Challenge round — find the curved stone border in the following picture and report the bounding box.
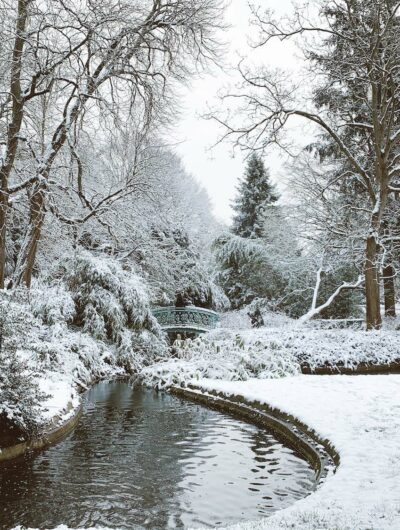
[301,361,400,375]
[171,386,339,485]
[0,401,82,462]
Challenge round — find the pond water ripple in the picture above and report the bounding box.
[0,382,315,529]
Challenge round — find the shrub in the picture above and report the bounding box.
[57,251,161,343]
[0,297,48,435]
[30,282,76,326]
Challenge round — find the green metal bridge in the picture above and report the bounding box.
[152,307,220,335]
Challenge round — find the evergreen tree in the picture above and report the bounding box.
[213,233,285,310]
[232,154,278,238]
[214,155,281,312]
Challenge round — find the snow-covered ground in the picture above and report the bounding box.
[188,374,400,530]
[39,374,80,424]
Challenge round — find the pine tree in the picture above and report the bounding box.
[214,155,280,311]
[232,154,278,239]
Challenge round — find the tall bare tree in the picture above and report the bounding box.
[0,0,224,288]
[214,0,400,329]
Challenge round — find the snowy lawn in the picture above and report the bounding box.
[188,374,400,530]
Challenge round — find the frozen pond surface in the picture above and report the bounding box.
[0,382,315,529]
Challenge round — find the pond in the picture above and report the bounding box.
[0,382,316,529]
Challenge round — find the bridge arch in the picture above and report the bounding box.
[152,306,220,336]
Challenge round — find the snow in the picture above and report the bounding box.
[0,272,167,434]
[188,375,400,530]
[3,292,400,529]
[38,374,80,423]
[141,325,400,389]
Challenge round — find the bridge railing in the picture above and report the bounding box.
[152,306,220,334]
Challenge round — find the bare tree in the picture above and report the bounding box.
[0,0,225,287]
[213,0,400,329]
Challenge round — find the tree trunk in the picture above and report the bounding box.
[383,264,396,317]
[364,235,382,329]
[0,0,29,288]
[15,183,45,288]
[0,191,8,290]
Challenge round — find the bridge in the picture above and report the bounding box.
[152,307,220,336]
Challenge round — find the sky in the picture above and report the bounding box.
[171,0,300,225]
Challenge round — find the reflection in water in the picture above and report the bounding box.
[0,383,315,530]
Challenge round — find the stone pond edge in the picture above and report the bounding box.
[171,385,340,486]
[0,402,82,462]
[0,373,348,477]
[301,361,400,375]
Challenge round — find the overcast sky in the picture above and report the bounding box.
[171,0,300,225]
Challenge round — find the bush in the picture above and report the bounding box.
[141,330,300,389]
[0,297,48,435]
[0,350,48,435]
[30,282,76,326]
[56,251,161,343]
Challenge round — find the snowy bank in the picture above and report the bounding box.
[39,374,80,422]
[0,376,81,462]
[141,326,400,388]
[189,375,400,530]
[0,274,168,438]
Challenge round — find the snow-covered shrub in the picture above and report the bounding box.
[0,349,48,435]
[116,329,168,373]
[141,324,400,389]
[140,330,300,389]
[27,327,114,387]
[30,282,76,327]
[56,251,161,343]
[286,328,400,369]
[0,296,48,434]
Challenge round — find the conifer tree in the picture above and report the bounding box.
[214,155,280,310]
[232,154,278,238]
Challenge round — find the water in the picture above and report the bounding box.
[0,383,315,530]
